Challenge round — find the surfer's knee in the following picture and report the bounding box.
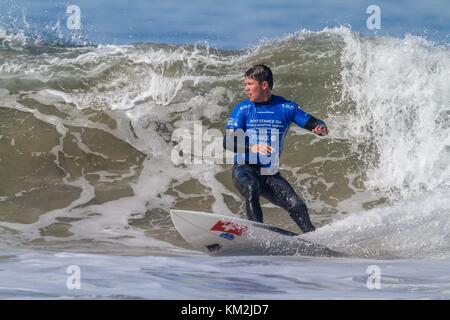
[232,167,260,198]
[233,175,261,201]
[243,181,261,199]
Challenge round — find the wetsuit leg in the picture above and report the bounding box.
[232,164,263,222]
[261,172,316,233]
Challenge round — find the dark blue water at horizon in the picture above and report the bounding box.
[1,0,449,49]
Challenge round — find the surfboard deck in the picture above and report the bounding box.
[170,209,342,257]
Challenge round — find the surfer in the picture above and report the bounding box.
[223,64,328,233]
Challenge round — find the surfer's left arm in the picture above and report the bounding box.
[308,117,328,136]
[293,103,329,136]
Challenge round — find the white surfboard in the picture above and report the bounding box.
[170,209,342,257]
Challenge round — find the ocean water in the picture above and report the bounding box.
[0,0,449,299]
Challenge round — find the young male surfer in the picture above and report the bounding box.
[223,64,328,233]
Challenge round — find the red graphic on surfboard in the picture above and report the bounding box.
[210,220,248,236]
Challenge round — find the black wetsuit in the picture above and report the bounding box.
[224,95,325,233]
[231,163,315,233]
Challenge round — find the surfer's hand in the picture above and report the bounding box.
[312,125,328,136]
[250,143,273,155]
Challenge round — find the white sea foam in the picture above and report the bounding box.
[1,250,450,299]
[339,31,450,200]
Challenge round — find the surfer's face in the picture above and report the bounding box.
[244,77,269,102]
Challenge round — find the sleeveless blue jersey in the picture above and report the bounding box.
[225,95,324,167]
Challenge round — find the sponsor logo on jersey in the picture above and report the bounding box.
[281,103,294,109]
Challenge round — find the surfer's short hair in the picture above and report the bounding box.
[245,64,273,89]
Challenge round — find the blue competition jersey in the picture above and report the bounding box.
[226,95,323,167]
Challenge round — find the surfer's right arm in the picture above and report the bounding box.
[223,130,273,155]
[223,103,249,154]
[223,129,249,153]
